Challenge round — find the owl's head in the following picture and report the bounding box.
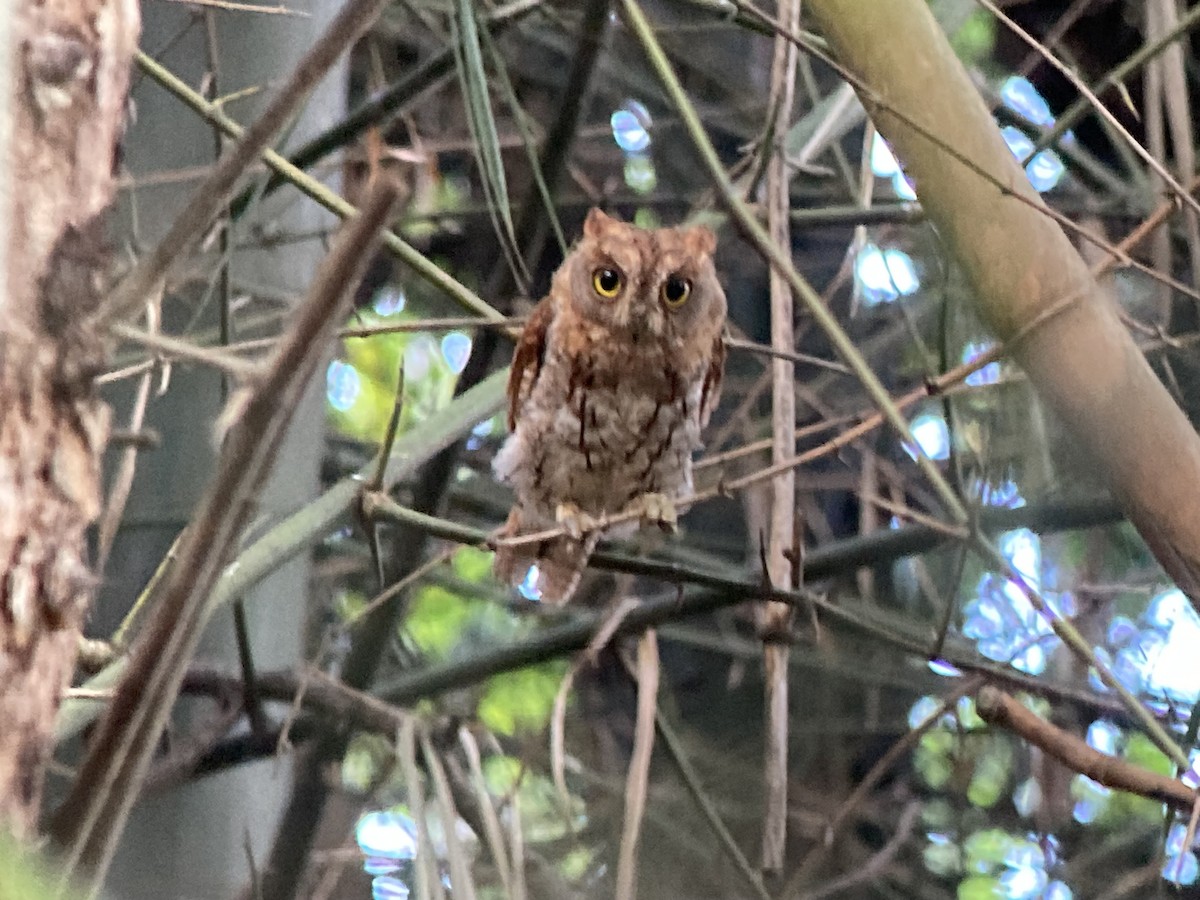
[558,208,726,342]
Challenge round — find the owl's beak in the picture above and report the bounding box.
[614,293,659,340]
[612,293,634,329]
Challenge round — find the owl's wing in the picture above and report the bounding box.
[507,296,555,431]
[699,330,726,427]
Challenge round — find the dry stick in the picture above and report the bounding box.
[458,727,513,896]
[110,321,259,379]
[724,336,850,374]
[50,181,402,894]
[421,733,480,900]
[1179,797,1200,886]
[98,0,385,325]
[399,719,442,900]
[549,595,640,811]
[96,368,153,571]
[976,686,1198,813]
[365,361,406,586]
[614,630,660,900]
[1151,0,1200,302]
[1135,9,1172,327]
[508,789,528,900]
[761,0,800,873]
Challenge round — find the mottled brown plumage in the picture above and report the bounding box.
[492,209,727,603]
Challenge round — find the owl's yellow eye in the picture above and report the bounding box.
[592,267,622,298]
[660,274,692,307]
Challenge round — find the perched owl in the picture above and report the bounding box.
[492,208,727,604]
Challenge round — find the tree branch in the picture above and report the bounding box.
[977,686,1199,813]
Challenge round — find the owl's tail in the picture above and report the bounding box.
[493,508,599,605]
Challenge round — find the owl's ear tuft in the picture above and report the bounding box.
[583,207,617,240]
[684,226,717,257]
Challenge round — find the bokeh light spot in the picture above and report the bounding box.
[611,100,651,153]
[1001,126,1064,192]
[518,565,542,601]
[905,412,950,461]
[1001,76,1055,127]
[326,359,361,412]
[441,332,472,374]
[372,287,407,317]
[624,154,657,193]
[855,244,920,305]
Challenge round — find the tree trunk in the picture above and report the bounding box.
[0,0,138,836]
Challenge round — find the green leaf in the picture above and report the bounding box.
[453,545,495,582]
[406,585,471,658]
[452,0,525,283]
[949,11,995,66]
[957,874,1002,900]
[963,828,1011,871]
[478,663,565,736]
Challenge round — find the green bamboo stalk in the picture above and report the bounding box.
[806,0,1195,767]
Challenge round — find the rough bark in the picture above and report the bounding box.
[806,0,1200,607]
[0,0,138,836]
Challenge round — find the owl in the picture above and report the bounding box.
[492,208,727,604]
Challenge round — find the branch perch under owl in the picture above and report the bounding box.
[492,208,727,604]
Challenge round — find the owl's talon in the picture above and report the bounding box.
[631,492,678,533]
[556,502,599,540]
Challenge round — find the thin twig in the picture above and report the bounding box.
[100,0,385,323]
[110,321,259,379]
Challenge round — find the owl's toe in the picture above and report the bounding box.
[633,492,678,533]
[555,502,599,540]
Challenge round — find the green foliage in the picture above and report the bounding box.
[965,738,1012,808]
[483,755,587,845]
[478,662,566,736]
[1107,733,1173,823]
[916,727,956,789]
[452,545,494,582]
[957,874,1003,900]
[0,834,76,900]
[328,314,463,443]
[407,585,475,658]
[915,697,1011,808]
[403,548,567,737]
[949,11,996,67]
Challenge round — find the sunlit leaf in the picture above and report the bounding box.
[453,546,494,583]
[478,664,565,736]
[957,874,1003,900]
[406,585,471,658]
